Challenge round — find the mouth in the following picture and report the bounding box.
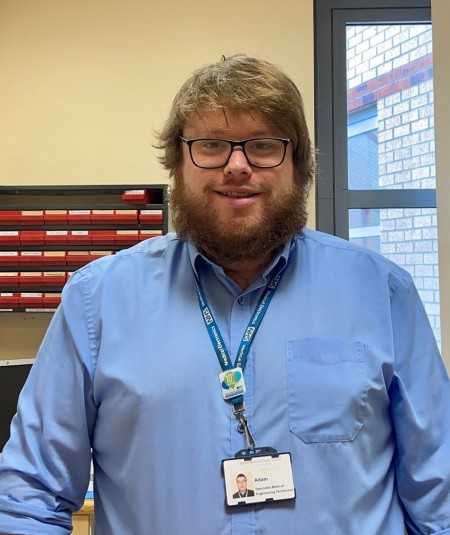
[218,191,258,198]
[213,189,262,210]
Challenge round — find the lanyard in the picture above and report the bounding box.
[194,239,296,408]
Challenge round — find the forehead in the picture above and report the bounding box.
[183,108,283,139]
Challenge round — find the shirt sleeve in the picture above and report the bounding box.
[389,271,450,535]
[0,270,97,535]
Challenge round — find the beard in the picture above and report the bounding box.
[171,174,309,266]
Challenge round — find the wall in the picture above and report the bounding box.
[432,0,450,369]
[0,0,314,187]
[0,0,314,358]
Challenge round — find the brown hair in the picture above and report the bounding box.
[156,54,315,191]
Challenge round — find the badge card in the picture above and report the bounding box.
[222,452,295,506]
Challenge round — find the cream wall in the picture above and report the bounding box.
[0,0,314,189]
[432,0,450,369]
[0,0,314,358]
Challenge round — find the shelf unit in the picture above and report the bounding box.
[0,185,168,312]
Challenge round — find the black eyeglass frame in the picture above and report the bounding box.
[180,136,291,169]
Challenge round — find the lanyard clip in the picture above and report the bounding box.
[232,402,256,450]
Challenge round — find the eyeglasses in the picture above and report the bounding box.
[180,137,291,169]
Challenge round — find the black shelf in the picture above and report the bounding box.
[0,308,57,313]
[0,287,64,293]
[0,225,163,232]
[0,184,166,205]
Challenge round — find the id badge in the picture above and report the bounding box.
[222,447,296,506]
[219,367,246,400]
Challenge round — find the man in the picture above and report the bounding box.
[233,474,255,499]
[0,54,449,534]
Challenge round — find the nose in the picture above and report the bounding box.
[223,147,252,177]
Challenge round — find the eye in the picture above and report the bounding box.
[248,139,278,151]
[254,142,272,150]
[197,140,228,151]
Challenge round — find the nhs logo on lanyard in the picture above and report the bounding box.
[203,307,213,325]
[243,326,256,342]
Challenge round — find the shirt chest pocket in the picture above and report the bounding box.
[286,338,369,443]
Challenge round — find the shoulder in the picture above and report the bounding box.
[298,228,407,272]
[298,228,388,260]
[63,232,187,293]
[296,228,413,294]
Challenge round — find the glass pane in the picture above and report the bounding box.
[349,208,441,347]
[347,24,435,190]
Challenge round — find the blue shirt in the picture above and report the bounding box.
[0,229,449,535]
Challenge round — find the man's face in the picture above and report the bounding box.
[237,476,248,493]
[172,107,307,266]
[180,108,294,231]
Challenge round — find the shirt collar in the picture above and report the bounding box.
[187,238,293,284]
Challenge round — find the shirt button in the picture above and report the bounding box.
[238,296,245,305]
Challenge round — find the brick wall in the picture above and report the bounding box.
[346,24,440,346]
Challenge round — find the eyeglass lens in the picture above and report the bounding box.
[190,139,287,168]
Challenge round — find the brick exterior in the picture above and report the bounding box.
[346,24,440,346]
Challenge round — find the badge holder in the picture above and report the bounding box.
[222,446,296,507]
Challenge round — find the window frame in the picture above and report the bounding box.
[314,0,434,238]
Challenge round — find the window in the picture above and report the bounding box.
[314,0,440,346]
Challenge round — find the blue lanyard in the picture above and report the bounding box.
[194,240,295,405]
